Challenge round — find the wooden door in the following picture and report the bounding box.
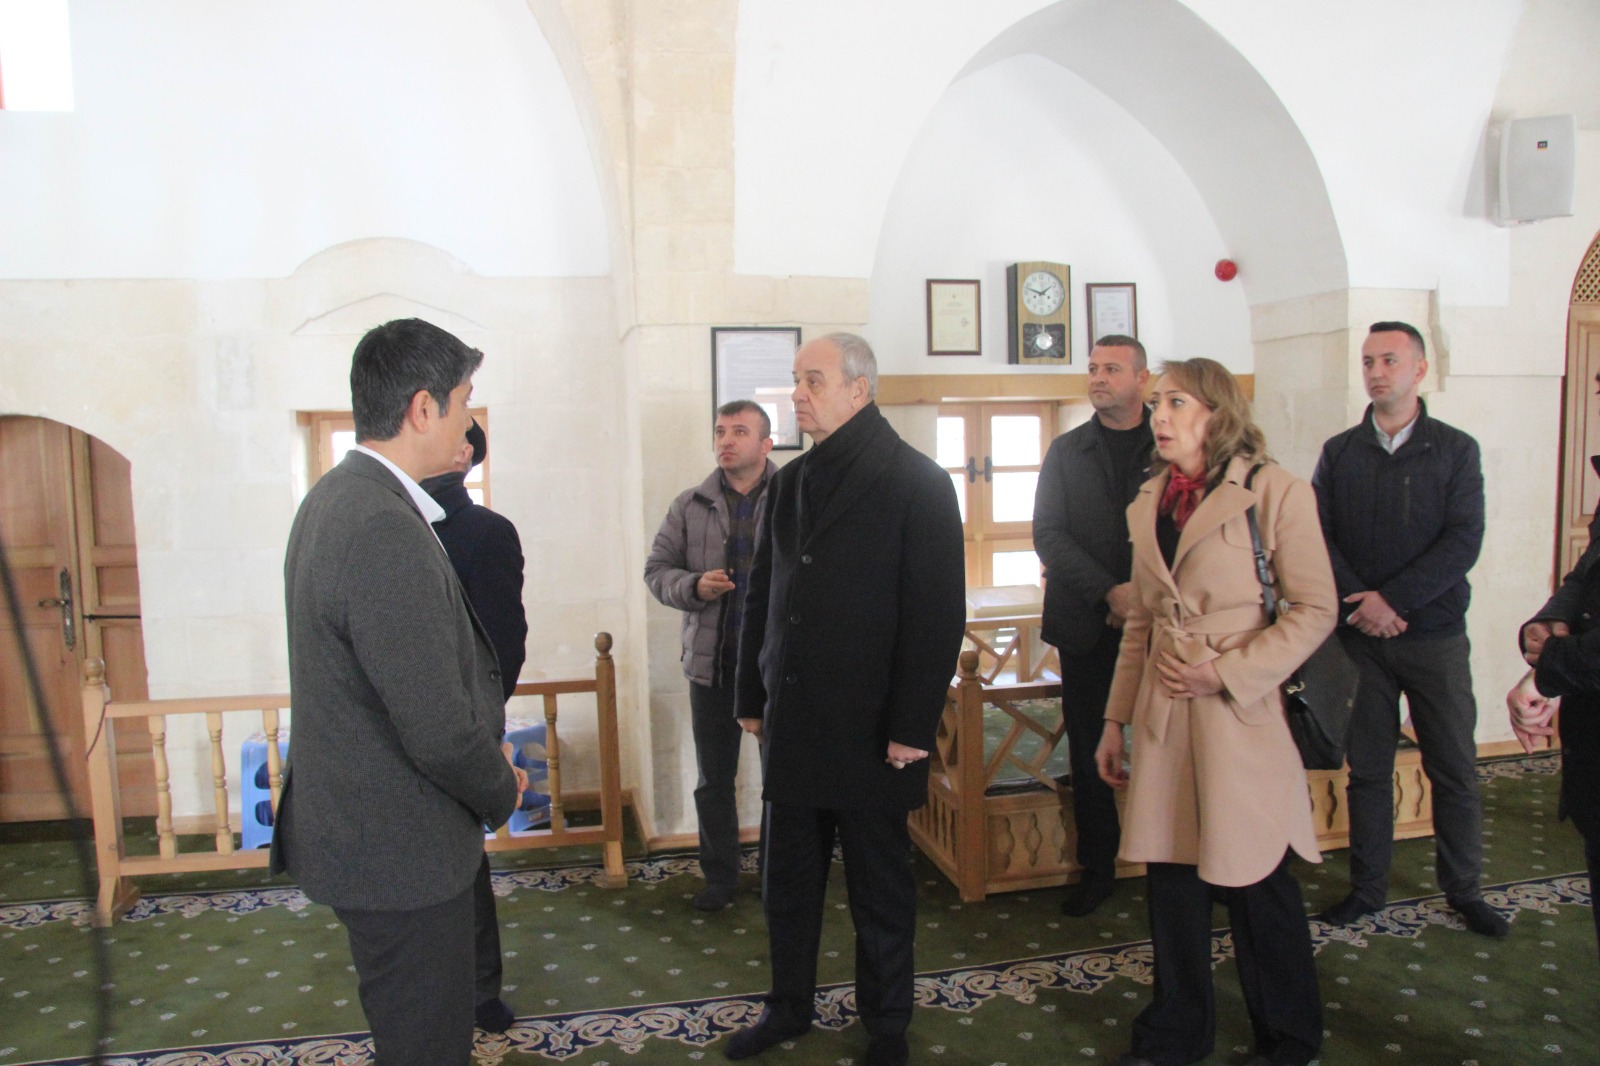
[0,417,152,821]
[1558,307,1600,576]
[936,402,1054,587]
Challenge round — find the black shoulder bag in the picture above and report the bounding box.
[1242,464,1360,771]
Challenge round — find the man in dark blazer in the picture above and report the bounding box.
[725,332,967,1066]
[1032,335,1151,917]
[274,318,521,1066]
[421,418,527,1033]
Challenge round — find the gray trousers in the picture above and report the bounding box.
[1339,630,1485,905]
[689,680,745,890]
[336,879,476,1066]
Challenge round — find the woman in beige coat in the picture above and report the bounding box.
[1095,359,1336,1066]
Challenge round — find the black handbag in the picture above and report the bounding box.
[1242,465,1360,771]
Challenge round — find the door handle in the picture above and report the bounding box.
[37,569,75,650]
[982,456,993,483]
[965,457,978,483]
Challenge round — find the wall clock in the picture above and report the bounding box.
[1005,261,1071,365]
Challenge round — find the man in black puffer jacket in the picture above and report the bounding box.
[1312,320,1506,938]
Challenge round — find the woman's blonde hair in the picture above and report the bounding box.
[1153,357,1267,484]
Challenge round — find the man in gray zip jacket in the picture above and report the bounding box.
[645,399,777,910]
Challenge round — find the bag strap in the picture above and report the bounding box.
[1245,462,1311,698]
[1242,463,1282,620]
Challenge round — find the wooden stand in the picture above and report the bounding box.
[909,648,1437,903]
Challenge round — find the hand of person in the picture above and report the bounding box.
[737,716,762,738]
[1155,652,1224,698]
[696,569,737,601]
[1505,670,1559,753]
[1521,620,1571,666]
[502,742,528,801]
[1095,720,1128,789]
[886,741,928,770]
[1104,582,1135,628]
[1343,590,1407,638]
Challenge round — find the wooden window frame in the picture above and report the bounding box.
[300,408,492,507]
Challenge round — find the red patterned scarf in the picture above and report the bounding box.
[1158,468,1207,530]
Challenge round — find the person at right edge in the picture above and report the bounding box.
[1506,370,1600,965]
[1312,320,1508,938]
[1095,358,1332,1066]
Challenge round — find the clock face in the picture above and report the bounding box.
[1021,270,1065,316]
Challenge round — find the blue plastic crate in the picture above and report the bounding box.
[241,732,289,849]
[502,722,551,833]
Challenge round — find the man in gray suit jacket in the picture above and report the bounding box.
[273,318,521,1066]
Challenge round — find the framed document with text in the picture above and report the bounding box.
[926,279,981,356]
[712,326,803,449]
[1085,283,1137,350]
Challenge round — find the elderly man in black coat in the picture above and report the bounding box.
[725,332,967,1066]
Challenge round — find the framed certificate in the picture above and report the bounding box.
[1086,283,1137,350]
[926,279,981,356]
[711,326,803,449]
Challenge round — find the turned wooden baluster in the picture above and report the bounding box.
[262,708,284,818]
[83,658,140,923]
[206,711,234,854]
[952,650,988,903]
[544,692,563,832]
[147,712,178,860]
[593,631,625,886]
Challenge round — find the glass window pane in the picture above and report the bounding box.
[992,550,1042,587]
[936,416,967,468]
[331,429,357,466]
[949,471,968,524]
[990,415,1041,466]
[991,471,1038,523]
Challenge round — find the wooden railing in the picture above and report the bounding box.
[963,612,1060,685]
[81,633,625,925]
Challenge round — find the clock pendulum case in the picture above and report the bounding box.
[1006,261,1071,365]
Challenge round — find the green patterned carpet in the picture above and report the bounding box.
[0,753,1593,1065]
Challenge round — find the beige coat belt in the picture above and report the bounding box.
[1143,602,1267,743]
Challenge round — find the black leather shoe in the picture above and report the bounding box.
[1060,878,1114,917]
[1318,892,1381,927]
[693,884,736,911]
[865,1034,909,1066]
[1451,898,1511,937]
[725,1010,811,1060]
[1111,1054,1157,1066]
[474,996,515,1033]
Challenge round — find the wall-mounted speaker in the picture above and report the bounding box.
[1499,114,1576,224]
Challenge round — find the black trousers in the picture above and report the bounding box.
[760,802,917,1036]
[472,854,503,1007]
[689,680,746,891]
[1060,627,1123,883]
[1132,854,1321,1066]
[335,878,477,1066]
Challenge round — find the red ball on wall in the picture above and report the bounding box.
[1214,259,1238,282]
